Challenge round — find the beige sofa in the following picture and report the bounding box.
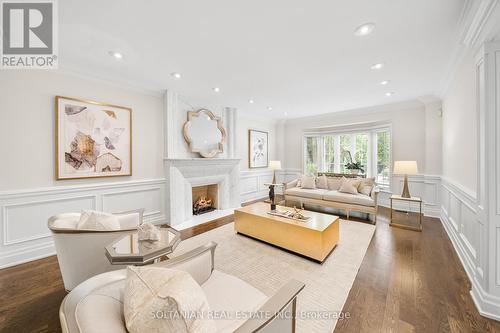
[59,242,305,333]
[284,177,379,223]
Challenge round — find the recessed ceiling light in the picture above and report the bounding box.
[267,106,273,111]
[370,63,384,70]
[248,99,255,104]
[284,111,288,116]
[171,72,182,79]
[380,80,390,85]
[385,92,395,97]
[108,51,123,59]
[213,87,220,93]
[354,23,376,36]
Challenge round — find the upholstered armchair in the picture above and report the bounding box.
[48,210,143,291]
[59,242,305,333]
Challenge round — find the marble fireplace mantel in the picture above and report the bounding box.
[164,158,241,226]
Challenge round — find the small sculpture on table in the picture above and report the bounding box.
[269,184,276,211]
[137,223,161,242]
[289,206,306,220]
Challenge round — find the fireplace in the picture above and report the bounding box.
[192,184,219,215]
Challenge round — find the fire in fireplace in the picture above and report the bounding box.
[192,184,218,215]
[193,196,216,215]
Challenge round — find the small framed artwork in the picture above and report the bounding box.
[248,129,268,168]
[55,96,132,180]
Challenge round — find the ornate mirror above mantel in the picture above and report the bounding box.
[183,109,226,158]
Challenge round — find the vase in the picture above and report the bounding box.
[350,169,359,175]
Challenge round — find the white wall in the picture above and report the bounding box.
[0,71,166,268]
[442,49,477,194]
[0,70,164,191]
[283,100,429,172]
[236,113,278,170]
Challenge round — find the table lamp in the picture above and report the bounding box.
[269,160,281,184]
[393,161,418,198]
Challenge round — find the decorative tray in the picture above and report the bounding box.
[267,209,311,221]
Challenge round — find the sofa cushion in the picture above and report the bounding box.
[202,270,267,333]
[358,178,375,196]
[326,177,343,190]
[323,190,375,207]
[316,175,328,189]
[124,266,216,333]
[339,178,360,195]
[300,175,316,189]
[285,188,329,200]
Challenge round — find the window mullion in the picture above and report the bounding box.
[334,135,340,173]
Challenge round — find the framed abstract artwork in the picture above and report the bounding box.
[55,96,132,180]
[248,129,268,168]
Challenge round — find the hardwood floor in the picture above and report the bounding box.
[335,207,500,333]
[1,206,499,333]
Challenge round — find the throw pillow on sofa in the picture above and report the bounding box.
[300,175,316,189]
[327,177,343,190]
[316,175,328,189]
[339,178,360,195]
[76,210,121,231]
[358,177,375,196]
[124,266,216,333]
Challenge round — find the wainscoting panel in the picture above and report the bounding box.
[102,187,163,218]
[0,179,166,269]
[3,195,97,246]
[239,169,301,204]
[438,177,500,319]
[378,174,441,217]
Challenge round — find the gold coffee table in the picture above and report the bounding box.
[234,202,340,263]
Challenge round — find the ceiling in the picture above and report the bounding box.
[59,0,465,119]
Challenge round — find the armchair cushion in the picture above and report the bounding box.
[124,266,216,333]
[202,270,267,333]
[77,210,121,231]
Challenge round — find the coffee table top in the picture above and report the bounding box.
[105,227,181,265]
[235,202,339,232]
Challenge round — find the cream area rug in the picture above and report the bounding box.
[174,220,375,333]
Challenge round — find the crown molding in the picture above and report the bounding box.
[57,64,165,97]
[438,0,499,97]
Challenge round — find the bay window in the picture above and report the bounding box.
[303,126,391,186]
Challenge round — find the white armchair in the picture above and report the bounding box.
[59,242,305,333]
[48,210,143,291]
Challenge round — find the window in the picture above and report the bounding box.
[376,131,391,185]
[303,127,391,186]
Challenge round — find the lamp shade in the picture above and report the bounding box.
[393,161,418,175]
[269,160,282,170]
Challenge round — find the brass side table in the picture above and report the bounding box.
[390,195,423,232]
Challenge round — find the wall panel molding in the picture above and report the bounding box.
[0,178,166,269]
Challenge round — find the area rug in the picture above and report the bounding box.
[174,220,375,333]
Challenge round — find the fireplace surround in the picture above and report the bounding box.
[164,158,240,226]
